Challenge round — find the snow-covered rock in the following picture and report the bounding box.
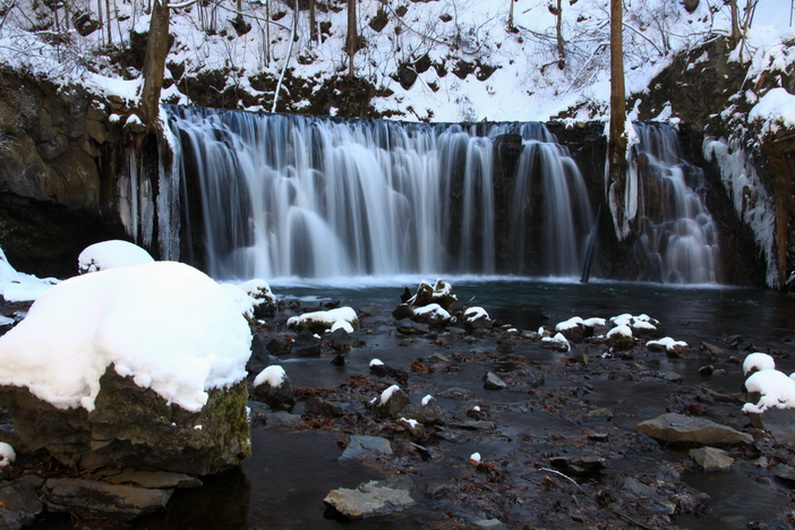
[287,306,359,334]
[742,369,795,414]
[0,261,252,474]
[646,337,690,357]
[252,365,295,409]
[77,240,154,274]
[742,352,776,375]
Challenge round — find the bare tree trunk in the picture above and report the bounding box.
[139,0,170,128]
[507,0,514,31]
[309,0,318,46]
[96,0,104,46]
[556,0,565,68]
[729,0,741,46]
[608,0,628,234]
[346,0,357,79]
[105,0,113,44]
[271,0,297,112]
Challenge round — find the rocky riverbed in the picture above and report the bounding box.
[1,282,794,528]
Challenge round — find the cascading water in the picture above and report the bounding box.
[630,122,720,284]
[163,107,594,280]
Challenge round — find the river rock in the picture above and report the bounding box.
[482,371,508,390]
[396,318,429,335]
[340,435,393,460]
[292,329,322,356]
[747,407,795,446]
[0,367,251,475]
[636,413,752,445]
[323,476,415,519]
[304,396,345,418]
[377,386,411,418]
[0,475,44,527]
[406,280,457,311]
[251,370,296,409]
[689,446,734,471]
[43,478,172,520]
[95,469,203,489]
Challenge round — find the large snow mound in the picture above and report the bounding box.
[0,261,252,412]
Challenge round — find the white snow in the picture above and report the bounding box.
[542,332,571,351]
[0,315,13,327]
[464,307,489,323]
[0,442,15,467]
[607,325,633,338]
[421,394,434,406]
[742,369,795,414]
[238,278,276,305]
[399,417,419,429]
[413,303,452,321]
[369,359,384,367]
[0,261,252,412]
[78,240,155,274]
[219,283,257,319]
[287,306,358,331]
[253,365,286,389]
[645,337,688,352]
[0,247,59,302]
[582,317,606,328]
[469,452,482,465]
[555,317,584,332]
[329,320,354,334]
[743,352,776,375]
[380,384,401,406]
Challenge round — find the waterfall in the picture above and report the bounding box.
[150,108,722,283]
[631,122,720,284]
[161,107,595,281]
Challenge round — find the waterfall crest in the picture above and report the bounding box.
[145,108,721,283]
[163,108,594,280]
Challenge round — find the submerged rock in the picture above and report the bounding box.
[43,478,172,520]
[323,477,415,519]
[340,435,393,460]
[636,413,752,445]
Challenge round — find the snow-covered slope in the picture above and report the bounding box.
[0,0,791,123]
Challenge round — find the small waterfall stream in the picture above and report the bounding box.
[144,108,721,283]
[630,123,721,284]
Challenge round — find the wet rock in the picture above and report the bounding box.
[409,303,454,327]
[700,341,726,357]
[770,463,795,486]
[0,475,44,527]
[636,412,753,445]
[689,446,734,471]
[95,469,202,489]
[464,307,492,334]
[406,280,457,312]
[549,454,605,476]
[0,368,251,475]
[292,329,322,356]
[698,364,715,376]
[251,368,296,409]
[43,478,172,520]
[475,519,507,529]
[326,327,358,351]
[265,335,294,355]
[377,386,411,418]
[621,476,677,515]
[369,360,408,381]
[304,397,345,418]
[392,303,413,320]
[496,340,513,353]
[451,420,496,430]
[656,370,684,383]
[396,417,425,441]
[340,435,393,460]
[401,397,445,425]
[747,408,795,446]
[482,371,508,390]
[323,476,415,519]
[396,318,429,335]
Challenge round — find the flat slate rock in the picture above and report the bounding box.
[748,408,795,446]
[689,446,734,471]
[323,477,415,519]
[340,435,393,460]
[100,469,203,489]
[43,478,172,519]
[636,413,752,445]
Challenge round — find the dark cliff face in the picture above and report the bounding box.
[0,70,128,278]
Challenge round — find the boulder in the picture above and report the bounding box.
[340,435,393,460]
[636,413,752,445]
[0,367,250,476]
[482,371,508,390]
[323,477,415,519]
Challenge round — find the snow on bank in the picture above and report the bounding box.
[0,247,58,302]
[0,261,252,412]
